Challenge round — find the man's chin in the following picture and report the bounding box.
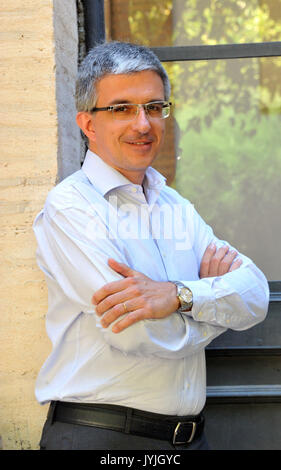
[126,147,158,165]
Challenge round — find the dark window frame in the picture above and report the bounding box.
[82,0,281,295]
[82,0,106,50]
[151,41,281,61]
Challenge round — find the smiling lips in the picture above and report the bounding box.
[125,137,154,147]
[130,142,150,145]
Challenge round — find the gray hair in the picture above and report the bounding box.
[75,41,171,113]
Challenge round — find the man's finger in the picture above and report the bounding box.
[199,243,216,278]
[97,290,136,317]
[111,309,147,333]
[108,258,136,277]
[95,289,128,316]
[93,260,144,305]
[92,277,131,305]
[229,258,243,272]
[208,245,229,277]
[100,297,139,327]
[217,249,238,276]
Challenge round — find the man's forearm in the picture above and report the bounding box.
[181,263,269,331]
[93,243,244,333]
[96,306,226,358]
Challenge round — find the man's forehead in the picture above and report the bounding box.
[98,69,161,82]
[95,70,165,104]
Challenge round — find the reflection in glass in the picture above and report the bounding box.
[107,0,281,47]
[164,57,281,280]
[106,0,281,279]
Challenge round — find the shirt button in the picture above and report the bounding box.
[198,311,203,318]
[131,187,137,193]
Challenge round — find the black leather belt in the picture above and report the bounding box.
[49,401,204,445]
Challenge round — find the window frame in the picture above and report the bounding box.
[151,41,281,61]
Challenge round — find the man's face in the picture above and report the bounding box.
[87,70,166,183]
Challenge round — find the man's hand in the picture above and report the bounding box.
[200,243,242,278]
[92,258,179,333]
[92,244,242,333]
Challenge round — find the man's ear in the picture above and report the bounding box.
[76,112,96,143]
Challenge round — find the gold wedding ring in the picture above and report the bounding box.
[123,302,127,313]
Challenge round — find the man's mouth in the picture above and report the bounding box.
[125,139,154,146]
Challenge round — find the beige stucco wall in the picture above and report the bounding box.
[0,0,58,449]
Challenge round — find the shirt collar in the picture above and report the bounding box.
[81,149,166,197]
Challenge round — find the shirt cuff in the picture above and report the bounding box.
[180,278,216,322]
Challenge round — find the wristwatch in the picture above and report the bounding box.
[172,281,193,312]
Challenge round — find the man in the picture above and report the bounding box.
[33,41,269,450]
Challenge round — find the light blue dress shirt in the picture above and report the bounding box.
[33,150,269,415]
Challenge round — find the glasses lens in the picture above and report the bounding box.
[112,104,138,120]
[111,102,171,120]
[147,102,170,119]
[161,104,170,119]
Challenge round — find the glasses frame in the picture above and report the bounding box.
[90,101,172,120]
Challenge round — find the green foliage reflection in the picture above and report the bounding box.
[125,0,281,278]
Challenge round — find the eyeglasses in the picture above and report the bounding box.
[90,101,172,121]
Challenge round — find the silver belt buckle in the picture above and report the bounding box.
[173,421,197,445]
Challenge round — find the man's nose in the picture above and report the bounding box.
[131,106,151,132]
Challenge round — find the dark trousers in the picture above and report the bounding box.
[39,409,210,450]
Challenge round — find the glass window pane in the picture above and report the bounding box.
[106,0,281,47]
[163,56,281,280]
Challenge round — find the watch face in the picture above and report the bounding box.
[181,287,192,303]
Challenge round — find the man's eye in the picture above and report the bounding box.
[147,103,162,112]
[113,105,128,113]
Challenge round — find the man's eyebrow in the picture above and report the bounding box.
[108,99,131,105]
[107,99,165,105]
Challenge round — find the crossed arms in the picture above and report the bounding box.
[93,244,242,333]
[34,195,269,358]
